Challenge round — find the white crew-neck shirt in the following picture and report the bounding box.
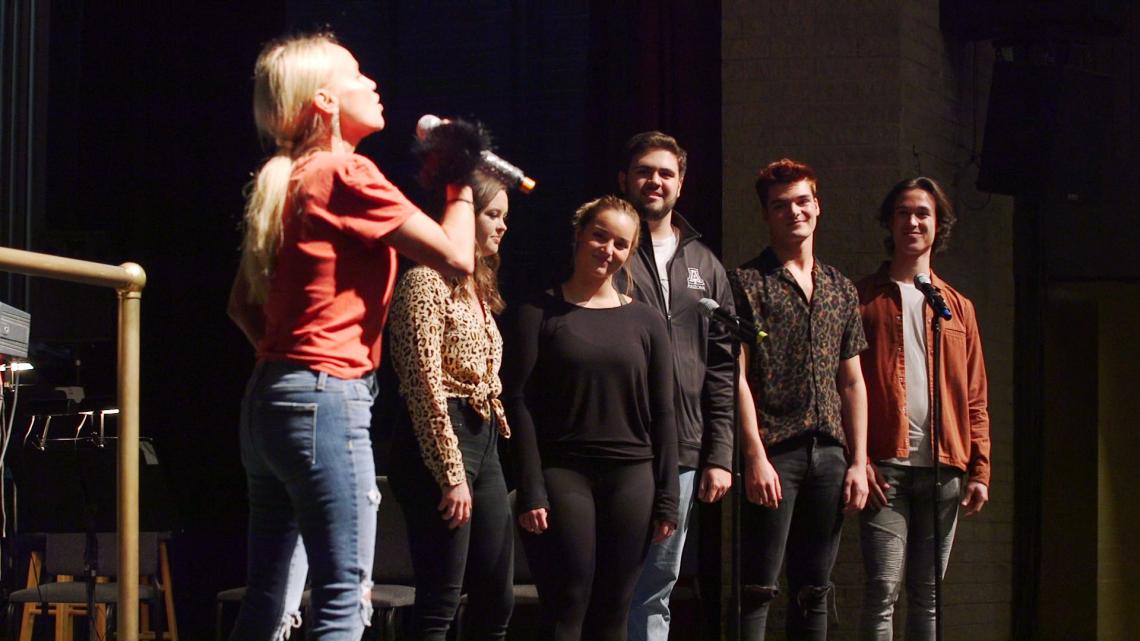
[652,231,678,312]
[887,280,932,467]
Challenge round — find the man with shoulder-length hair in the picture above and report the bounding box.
[856,177,991,640]
[730,158,869,640]
[618,131,736,641]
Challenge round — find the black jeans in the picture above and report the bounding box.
[522,459,656,641]
[742,434,848,641]
[389,400,514,641]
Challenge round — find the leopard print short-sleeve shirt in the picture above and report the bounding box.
[730,247,867,449]
[389,266,510,487]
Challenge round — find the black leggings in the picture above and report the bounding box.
[389,401,513,641]
[522,460,655,641]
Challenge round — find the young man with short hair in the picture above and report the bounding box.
[731,158,869,641]
[618,131,736,641]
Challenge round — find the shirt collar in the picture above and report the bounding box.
[871,261,947,291]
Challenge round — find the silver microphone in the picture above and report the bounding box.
[415,114,536,193]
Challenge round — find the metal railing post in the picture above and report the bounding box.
[0,247,146,641]
[116,265,144,641]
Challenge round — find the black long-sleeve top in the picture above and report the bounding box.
[502,290,680,525]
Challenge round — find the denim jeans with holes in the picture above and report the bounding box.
[231,361,381,641]
[741,434,848,641]
[628,467,697,641]
[858,464,962,641]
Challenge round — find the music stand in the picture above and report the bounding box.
[12,435,178,641]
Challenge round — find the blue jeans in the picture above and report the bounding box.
[231,361,381,641]
[627,467,697,641]
[858,465,962,641]
[741,434,848,641]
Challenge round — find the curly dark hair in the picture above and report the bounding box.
[878,177,957,255]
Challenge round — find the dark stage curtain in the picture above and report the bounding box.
[587,0,723,255]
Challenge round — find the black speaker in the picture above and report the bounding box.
[940,0,1126,41]
[977,60,1110,201]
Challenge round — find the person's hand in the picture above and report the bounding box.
[961,481,989,517]
[843,463,869,513]
[866,463,890,509]
[518,508,549,534]
[744,456,782,509]
[438,481,472,529]
[652,519,677,543]
[698,466,733,503]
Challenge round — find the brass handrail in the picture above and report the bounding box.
[0,246,146,641]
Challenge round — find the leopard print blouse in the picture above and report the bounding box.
[389,266,511,487]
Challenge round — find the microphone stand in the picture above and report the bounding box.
[729,338,742,641]
[697,301,759,640]
[81,486,99,641]
[929,308,944,641]
[84,529,98,641]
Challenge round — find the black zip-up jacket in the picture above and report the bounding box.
[618,212,735,471]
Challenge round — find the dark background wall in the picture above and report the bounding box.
[721,1,1138,639]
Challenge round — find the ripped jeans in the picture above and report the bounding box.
[858,464,962,641]
[231,361,381,641]
[741,434,848,641]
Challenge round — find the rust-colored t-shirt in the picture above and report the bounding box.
[257,151,416,379]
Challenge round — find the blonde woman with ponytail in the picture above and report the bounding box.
[226,33,476,641]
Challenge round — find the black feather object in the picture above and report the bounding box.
[412,117,491,191]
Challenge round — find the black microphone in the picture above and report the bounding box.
[697,298,768,345]
[416,115,536,193]
[914,273,952,320]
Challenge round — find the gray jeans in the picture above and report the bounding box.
[858,464,963,641]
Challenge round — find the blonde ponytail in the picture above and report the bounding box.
[240,153,295,303]
[238,32,338,304]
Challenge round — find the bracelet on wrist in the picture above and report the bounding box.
[447,198,474,206]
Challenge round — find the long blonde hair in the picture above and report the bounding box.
[240,32,339,304]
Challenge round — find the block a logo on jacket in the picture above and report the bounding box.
[686,267,707,291]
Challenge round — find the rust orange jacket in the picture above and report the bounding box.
[856,264,991,486]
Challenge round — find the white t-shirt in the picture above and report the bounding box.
[652,231,678,312]
[887,280,932,467]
